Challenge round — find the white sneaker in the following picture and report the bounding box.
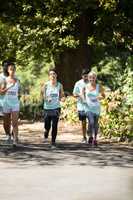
[43,138,49,143]
[13,138,19,146]
[6,135,12,144]
[81,138,87,143]
[51,144,57,150]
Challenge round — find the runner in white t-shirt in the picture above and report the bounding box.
[73,69,89,143]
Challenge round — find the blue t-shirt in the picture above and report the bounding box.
[0,74,19,114]
[85,84,100,115]
[4,79,20,108]
[73,79,87,111]
[43,81,61,110]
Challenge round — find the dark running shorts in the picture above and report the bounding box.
[44,108,61,118]
[78,111,86,121]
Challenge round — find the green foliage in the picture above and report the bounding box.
[100,90,133,140]
[61,96,78,124]
[0,0,132,62]
[60,91,133,141]
[17,61,52,120]
[122,71,133,106]
[0,20,19,60]
[0,0,132,134]
[92,54,132,90]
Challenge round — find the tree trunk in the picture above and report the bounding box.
[54,13,92,93]
[54,46,90,93]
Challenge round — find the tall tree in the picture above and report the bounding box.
[0,0,132,91]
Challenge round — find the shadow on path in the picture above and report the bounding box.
[0,140,133,168]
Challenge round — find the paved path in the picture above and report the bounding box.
[0,122,133,200]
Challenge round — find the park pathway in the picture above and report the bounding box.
[0,122,133,200]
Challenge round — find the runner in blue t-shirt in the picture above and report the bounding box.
[41,68,65,148]
[84,71,105,146]
[3,62,20,146]
[0,60,13,143]
[73,69,89,143]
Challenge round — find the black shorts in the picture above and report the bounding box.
[78,111,86,121]
[44,108,61,119]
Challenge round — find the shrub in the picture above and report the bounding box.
[100,89,133,141]
[60,91,133,141]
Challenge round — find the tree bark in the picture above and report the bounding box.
[55,13,92,93]
[54,46,90,93]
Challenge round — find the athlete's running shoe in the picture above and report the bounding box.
[88,136,93,145]
[13,137,19,146]
[51,144,57,150]
[6,135,12,144]
[43,138,49,143]
[93,139,98,146]
[81,137,87,143]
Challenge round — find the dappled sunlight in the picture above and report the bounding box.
[0,122,133,169]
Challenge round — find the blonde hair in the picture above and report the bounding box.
[88,71,97,78]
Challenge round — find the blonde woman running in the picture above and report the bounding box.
[84,71,105,146]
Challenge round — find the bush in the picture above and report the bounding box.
[100,89,133,141]
[60,91,133,141]
[61,96,78,124]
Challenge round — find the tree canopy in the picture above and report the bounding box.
[0,0,132,91]
[0,0,132,60]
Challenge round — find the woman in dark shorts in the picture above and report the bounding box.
[41,68,64,148]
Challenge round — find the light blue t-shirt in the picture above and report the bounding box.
[85,84,100,115]
[4,79,20,108]
[73,79,88,111]
[43,81,61,110]
[0,74,19,114]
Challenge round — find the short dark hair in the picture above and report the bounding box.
[2,60,11,76]
[48,68,57,75]
[81,68,89,76]
[4,62,16,77]
[2,60,11,68]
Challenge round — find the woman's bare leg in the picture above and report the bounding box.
[3,113,11,141]
[12,111,19,143]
